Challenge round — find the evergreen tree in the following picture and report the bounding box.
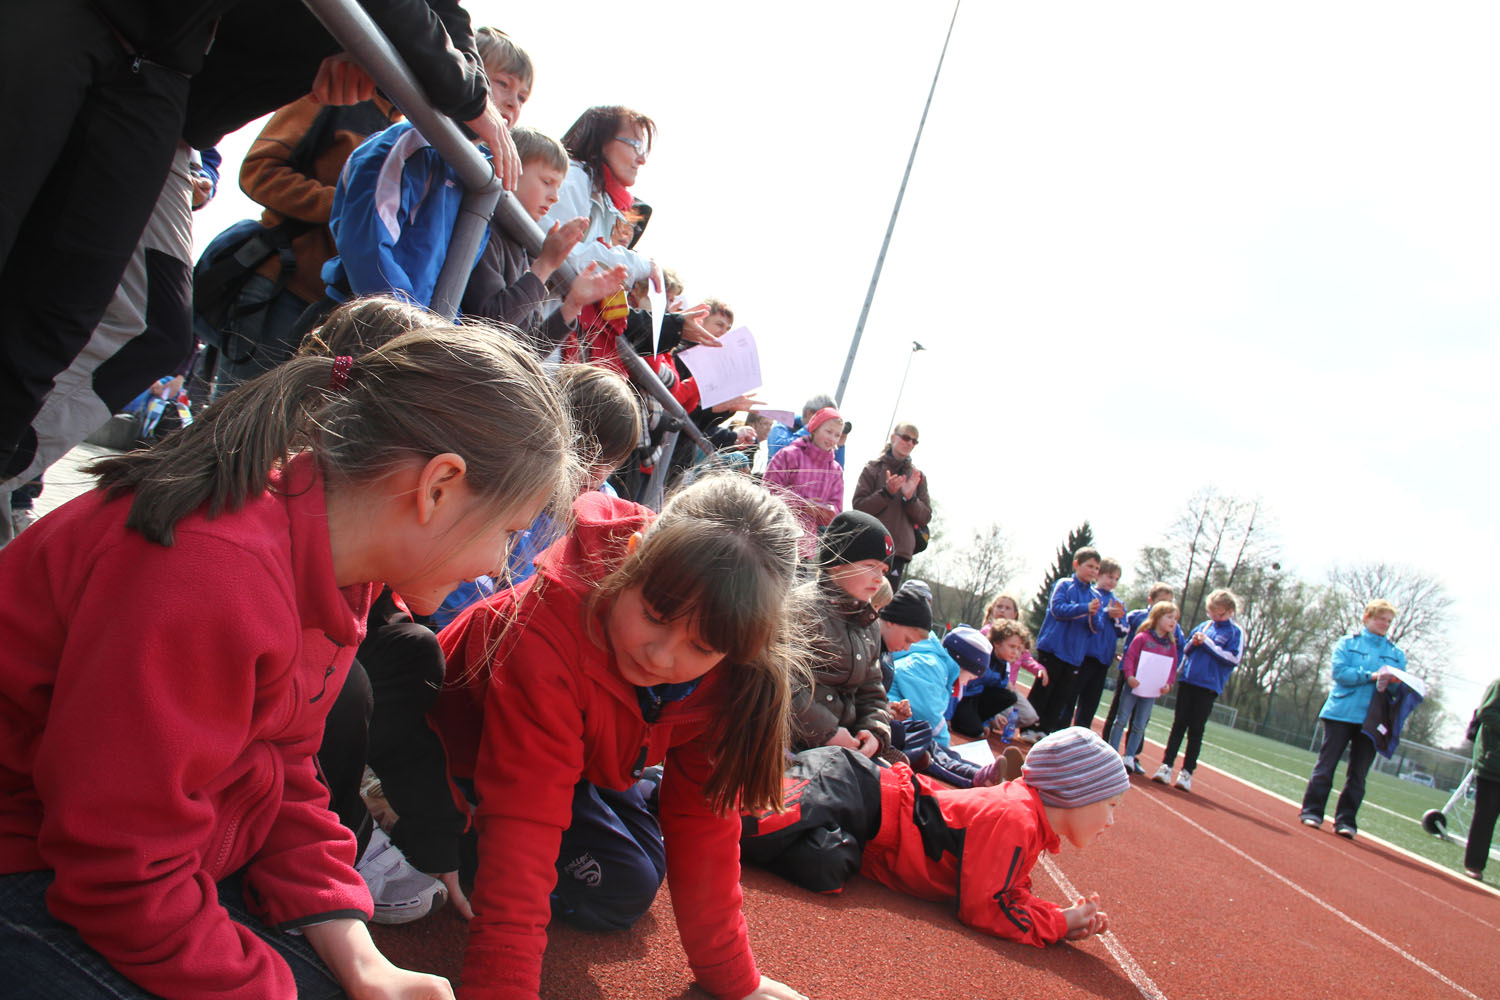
[1028,521,1095,637]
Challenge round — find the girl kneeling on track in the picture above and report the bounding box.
[0,306,574,1000]
[433,473,813,1000]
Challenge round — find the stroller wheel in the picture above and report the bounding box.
[1421,809,1448,838]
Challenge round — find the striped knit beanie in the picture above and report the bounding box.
[1021,726,1130,808]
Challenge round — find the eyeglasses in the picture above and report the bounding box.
[613,135,649,160]
[897,433,919,446]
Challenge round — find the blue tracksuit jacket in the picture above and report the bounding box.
[1175,618,1245,695]
[1035,576,1098,667]
[322,122,488,307]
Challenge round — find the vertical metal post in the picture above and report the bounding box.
[834,0,961,406]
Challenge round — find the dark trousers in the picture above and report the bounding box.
[1070,656,1111,730]
[1466,774,1500,873]
[0,1,187,471]
[1161,682,1218,773]
[950,686,1018,739]
[886,555,911,587]
[1031,649,1081,733]
[320,658,375,862]
[552,778,666,931]
[318,604,465,875]
[0,869,345,999]
[1300,719,1379,830]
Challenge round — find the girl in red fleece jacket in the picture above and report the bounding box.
[433,474,814,1000]
[0,301,573,1000]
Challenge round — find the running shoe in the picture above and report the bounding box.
[1151,764,1172,784]
[358,827,447,924]
[1300,815,1321,828]
[1334,823,1357,840]
[1174,769,1193,792]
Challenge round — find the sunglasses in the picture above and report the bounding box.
[613,135,649,160]
[896,433,919,445]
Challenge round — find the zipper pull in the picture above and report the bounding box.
[131,55,143,75]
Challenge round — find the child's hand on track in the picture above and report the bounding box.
[740,976,809,1000]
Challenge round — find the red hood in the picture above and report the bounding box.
[531,491,655,602]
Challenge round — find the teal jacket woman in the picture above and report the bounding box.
[1318,627,1407,724]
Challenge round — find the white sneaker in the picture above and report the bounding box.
[1122,755,1136,773]
[1174,769,1193,792]
[1151,764,1172,784]
[357,827,446,924]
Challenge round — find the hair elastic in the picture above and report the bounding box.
[330,355,354,393]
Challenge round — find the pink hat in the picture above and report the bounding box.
[806,407,843,434]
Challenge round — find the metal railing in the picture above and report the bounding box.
[301,0,716,508]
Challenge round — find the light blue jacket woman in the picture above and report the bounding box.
[1318,627,1407,725]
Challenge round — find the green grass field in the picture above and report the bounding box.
[1107,707,1495,874]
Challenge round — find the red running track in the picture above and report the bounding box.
[374,744,1500,999]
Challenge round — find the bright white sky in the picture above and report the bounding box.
[196,1,1500,735]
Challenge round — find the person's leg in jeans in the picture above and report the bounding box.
[0,869,347,1000]
[1124,697,1157,761]
[552,779,666,931]
[1107,687,1140,752]
[1332,728,1378,832]
[1465,775,1500,875]
[1300,719,1356,823]
[1180,685,1218,773]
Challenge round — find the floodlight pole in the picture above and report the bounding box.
[885,340,926,438]
[834,0,960,407]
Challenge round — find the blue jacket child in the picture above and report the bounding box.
[1177,617,1246,694]
[1035,575,1099,667]
[1088,587,1129,665]
[889,634,962,747]
[322,122,489,308]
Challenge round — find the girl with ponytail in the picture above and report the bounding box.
[0,299,575,999]
[432,472,814,1000]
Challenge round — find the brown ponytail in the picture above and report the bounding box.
[89,300,577,546]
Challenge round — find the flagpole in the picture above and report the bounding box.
[834,0,961,406]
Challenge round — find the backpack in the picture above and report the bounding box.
[191,107,338,361]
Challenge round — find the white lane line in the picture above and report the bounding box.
[1040,856,1168,1000]
[1207,781,1500,936]
[1138,790,1484,999]
[1196,739,1418,825]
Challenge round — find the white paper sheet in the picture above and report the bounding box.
[1381,666,1426,698]
[646,282,666,355]
[951,739,996,767]
[758,409,796,429]
[1132,650,1175,699]
[676,326,762,409]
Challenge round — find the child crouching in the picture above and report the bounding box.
[743,727,1126,946]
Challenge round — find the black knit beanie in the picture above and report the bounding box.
[879,586,932,631]
[819,510,893,570]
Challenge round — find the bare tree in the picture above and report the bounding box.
[910,519,1021,627]
[1326,563,1454,677]
[1135,487,1277,626]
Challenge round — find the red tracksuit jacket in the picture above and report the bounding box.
[861,765,1070,946]
[0,454,373,999]
[432,492,760,1000]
